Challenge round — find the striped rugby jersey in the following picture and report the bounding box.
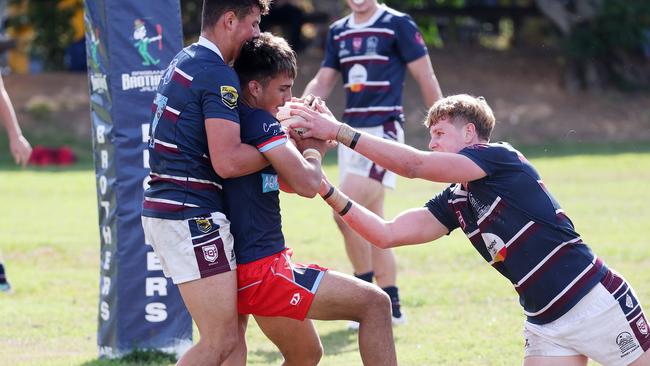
[322,4,428,128]
[223,104,288,264]
[426,143,608,324]
[142,37,239,220]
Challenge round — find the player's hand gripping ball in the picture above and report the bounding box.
[276,102,307,135]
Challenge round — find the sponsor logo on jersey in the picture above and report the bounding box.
[162,58,178,85]
[262,173,279,193]
[366,36,378,54]
[196,218,212,233]
[626,294,633,308]
[456,210,466,230]
[415,32,426,46]
[220,85,238,109]
[202,244,218,263]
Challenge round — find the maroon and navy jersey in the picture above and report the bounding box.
[223,103,288,264]
[426,143,608,324]
[322,4,428,128]
[143,38,240,220]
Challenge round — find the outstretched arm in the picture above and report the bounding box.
[317,178,449,249]
[289,103,486,183]
[0,75,31,166]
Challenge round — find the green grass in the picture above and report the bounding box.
[1,143,649,365]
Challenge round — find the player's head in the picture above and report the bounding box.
[346,0,379,14]
[234,32,297,116]
[201,0,270,55]
[424,94,495,153]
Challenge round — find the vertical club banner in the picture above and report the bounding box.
[84,0,191,358]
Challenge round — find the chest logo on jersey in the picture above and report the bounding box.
[366,36,378,55]
[202,244,218,263]
[481,232,507,263]
[262,173,279,193]
[353,37,363,53]
[339,40,350,57]
[220,85,238,109]
[348,64,368,93]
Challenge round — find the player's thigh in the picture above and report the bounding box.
[178,270,238,338]
[630,348,650,366]
[254,315,322,358]
[307,270,389,321]
[522,355,588,366]
[339,173,384,207]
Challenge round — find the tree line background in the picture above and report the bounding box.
[9,0,650,91]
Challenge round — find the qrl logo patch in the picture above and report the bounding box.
[637,316,649,336]
[220,85,238,109]
[202,244,218,263]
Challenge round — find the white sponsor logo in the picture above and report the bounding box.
[91,73,108,93]
[121,70,164,92]
[202,244,218,263]
[290,292,301,306]
[626,294,633,308]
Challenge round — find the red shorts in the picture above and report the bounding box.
[237,248,328,320]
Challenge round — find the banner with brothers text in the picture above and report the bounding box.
[84,0,191,358]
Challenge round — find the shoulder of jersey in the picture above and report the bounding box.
[330,14,351,30]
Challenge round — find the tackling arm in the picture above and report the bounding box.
[318,180,449,249]
[263,142,322,198]
[205,118,269,178]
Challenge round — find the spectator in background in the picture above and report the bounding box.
[0,73,32,293]
[302,0,443,329]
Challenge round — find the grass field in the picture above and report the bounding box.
[0,142,649,366]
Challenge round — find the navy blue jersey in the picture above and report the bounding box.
[322,4,428,128]
[142,37,240,220]
[224,103,289,264]
[426,143,608,324]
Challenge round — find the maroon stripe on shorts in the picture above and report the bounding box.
[601,270,650,350]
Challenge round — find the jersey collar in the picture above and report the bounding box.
[197,36,224,61]
[348,3,386,29]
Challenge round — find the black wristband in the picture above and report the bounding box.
[349,132,361,150]
[322,185,335,200]
[338,200,353,216]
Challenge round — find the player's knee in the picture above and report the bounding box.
[202,332,240,360]
[365,286,392,316]
[283,342,323,366]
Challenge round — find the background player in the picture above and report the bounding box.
[0,73,31,293]
[302,0,443,326]
[290,94,650,366]
[226,32,397,366]
[141,1,270,365]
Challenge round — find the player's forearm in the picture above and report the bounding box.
[319,183,396,249]
[303,79,330,99]
[213,143,268,178]
[280,149,322,198]
[418,75,443,107]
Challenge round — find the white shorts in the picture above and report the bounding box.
[142,212,237,284]
[524,270,650,366]
[338,120,404,190]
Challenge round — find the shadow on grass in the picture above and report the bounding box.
[79,349,176,366]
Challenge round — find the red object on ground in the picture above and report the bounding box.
[28,145,77,166]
